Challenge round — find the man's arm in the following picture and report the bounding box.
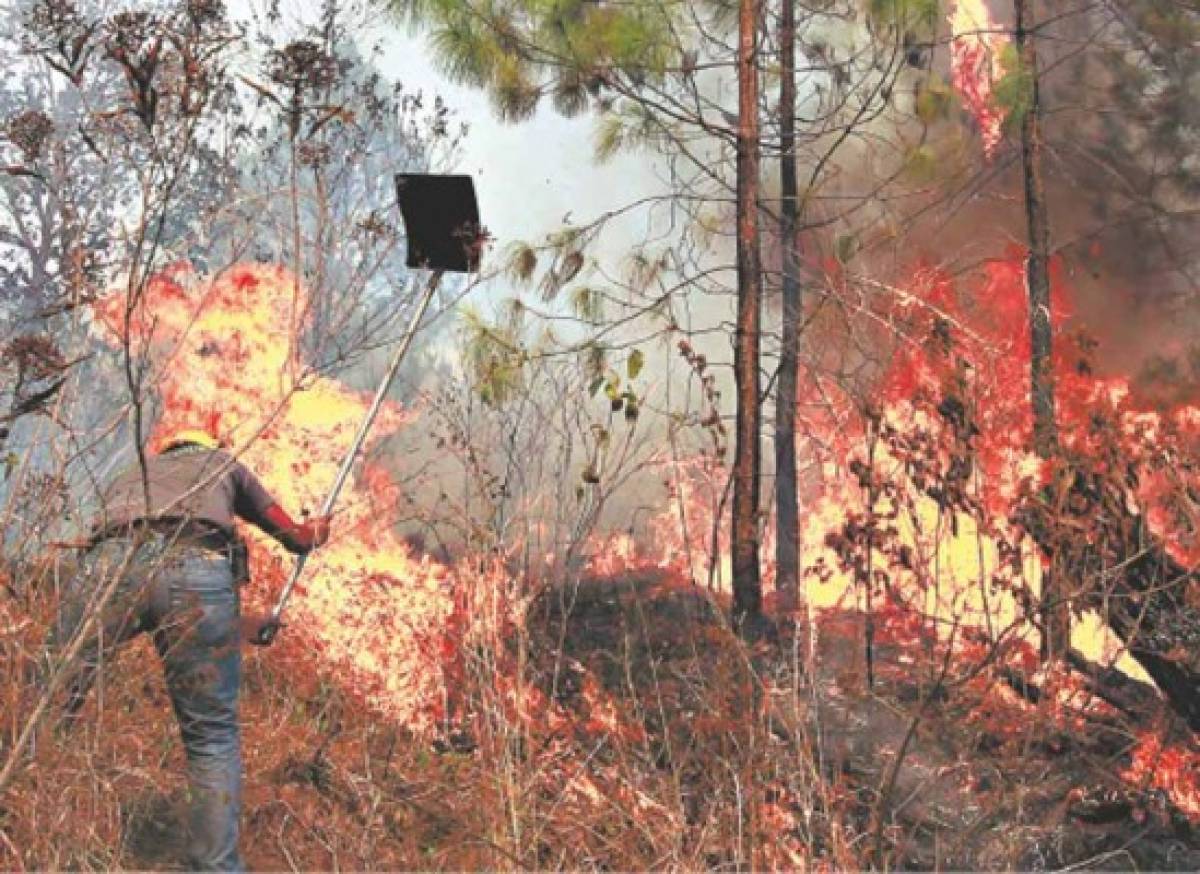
[260,503,331,554]
[231,462,331,554]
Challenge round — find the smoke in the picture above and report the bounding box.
[982,0,1199,400]
[813,0,1200,411]
[343,0,1200,553]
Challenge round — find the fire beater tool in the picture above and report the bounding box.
[253,174,482,646]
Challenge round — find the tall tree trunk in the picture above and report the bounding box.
[774,0,800,617]
[732,0,764,631]
[1014,0,1068,660]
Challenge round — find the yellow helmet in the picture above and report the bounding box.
[156,427,223,453]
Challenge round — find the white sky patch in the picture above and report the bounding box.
[226,0,669,296]
[377,33,667,258]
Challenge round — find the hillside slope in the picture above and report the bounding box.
[4,568,1200,870]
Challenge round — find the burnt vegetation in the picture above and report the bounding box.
[4,0,1200,870]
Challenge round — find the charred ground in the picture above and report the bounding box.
[6,554,1200,870]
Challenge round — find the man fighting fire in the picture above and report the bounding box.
[43,425,331,872]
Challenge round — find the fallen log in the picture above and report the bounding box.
[1065,649,1161,721]
[1085,526,1200,730]
[1021,467,1200,732]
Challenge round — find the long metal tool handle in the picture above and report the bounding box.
[254,270,444,646]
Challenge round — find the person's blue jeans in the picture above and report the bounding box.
[46,533,244,872]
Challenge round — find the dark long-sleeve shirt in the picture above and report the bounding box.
[96,444,277,540]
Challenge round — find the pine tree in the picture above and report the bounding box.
[730,0,764,632]
[773,0,800,619]
[1012,0,1069,661]
[396,0,918,632]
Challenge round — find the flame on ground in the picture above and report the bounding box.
[1123,733,1200,820]
[94,263,454,728]
[591,252,1200,818]
[92,264,675,825]
[92,255,1200,823]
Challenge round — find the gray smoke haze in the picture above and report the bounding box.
[231,0,1200,555]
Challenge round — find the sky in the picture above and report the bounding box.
[367,25,668,280]
[223,0,668,280]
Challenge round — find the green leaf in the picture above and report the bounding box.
[834,234,859,264]
[868,0,941,34]
[570,286,602,322]
[588,376,605,397]
[429,18,496,88]
[604,374,621,400]
[583,341,606,379]
[914,77,953,123]
[552,68,590,117]
[458,303,527,407]
[593,101,658,162]
[902,144,939,183]
[994,43,1033,131]
[492,53,541,121]
[620,389,639,421]
[505,242,538,283]
[627,348,644,380]
[594,111,626,162]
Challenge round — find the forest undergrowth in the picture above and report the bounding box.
[4,554,1200,871]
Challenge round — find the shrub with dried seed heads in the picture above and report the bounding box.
[26,0,85,45]
[268,40,339,95]
[103,11,159,64]
[297,140,331,167]
[5,110,55,161]
[185,0,225,28]
[4,335,66,382]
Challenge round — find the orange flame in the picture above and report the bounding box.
[94,263,453,727]
[949,0,1007,158]
[94,256,1200,822]
[1122,733,1200,819]
[601,251,1199,700]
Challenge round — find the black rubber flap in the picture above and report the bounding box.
[395,173,482,273]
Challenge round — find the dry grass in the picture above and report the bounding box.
[4,558,1200,871]
[0,557,858,871]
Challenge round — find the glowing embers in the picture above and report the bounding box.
[94,263,451,729]
[1122,733,1200,820]
[949,0,1007,158]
